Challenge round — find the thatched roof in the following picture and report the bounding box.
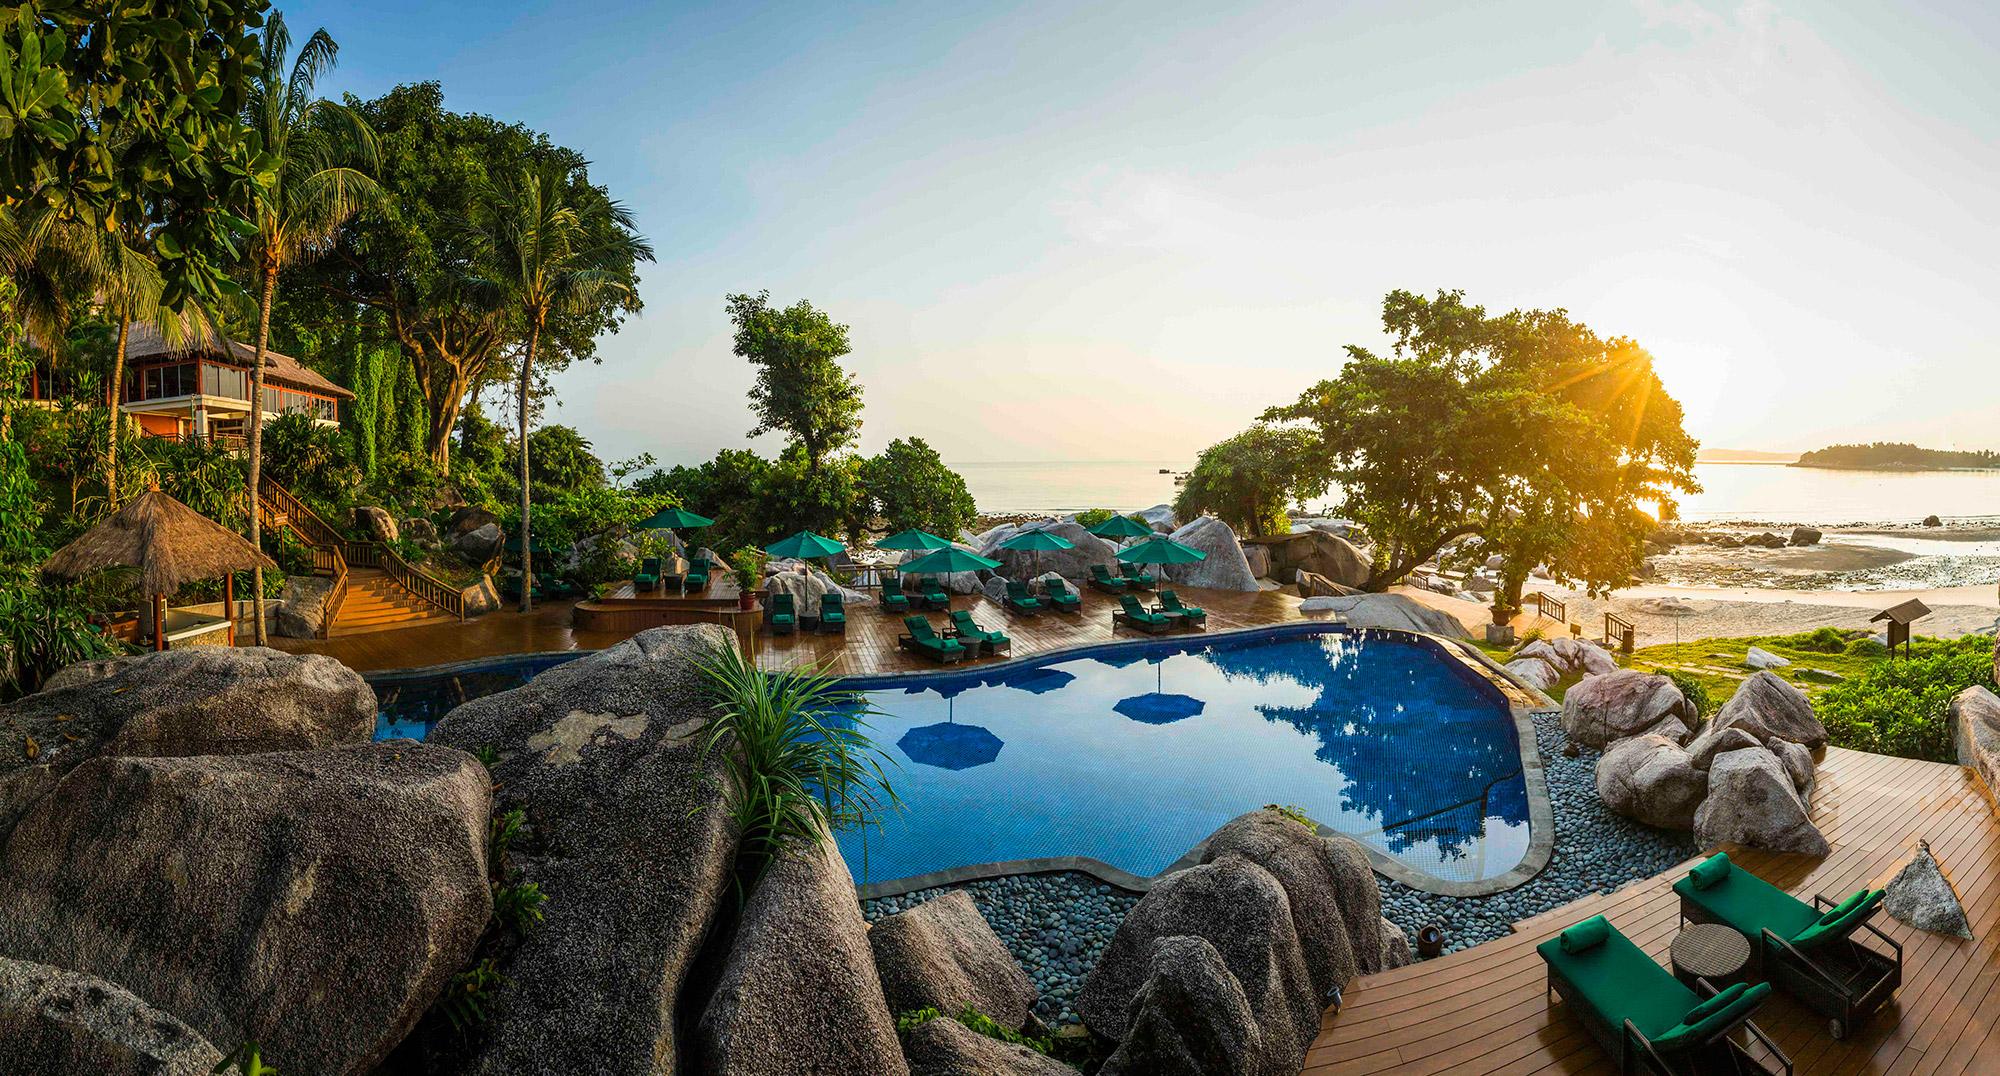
[122,321,355,400]
[42,490,277,595]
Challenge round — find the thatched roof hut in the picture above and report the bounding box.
[42,490,275,595]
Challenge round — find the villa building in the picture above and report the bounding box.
[25,323,351,444]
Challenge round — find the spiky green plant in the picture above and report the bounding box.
[213,1042,277,1075]
[693,643,899,892]
[492,880,546,934]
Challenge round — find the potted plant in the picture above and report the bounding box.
[731,548,765,611]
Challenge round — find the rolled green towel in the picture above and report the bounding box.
[1688,852,1731,890]
[1559,914,1610,954]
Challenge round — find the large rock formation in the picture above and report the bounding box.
[1596,734,1707,829]
[904,543,991,594]
[1950,685,2000,800]
[450,522,505,566]
[1159,516,1259,592]
[695,833,908,1076]
[979,522,1120,584]
[1882,842,1972,938]
[765,565,871,619]
[1686,725,1762,770]
[0,744,493,1076]
[1504,656,1559,693]
[428,625,741,1074]
[1295,593,1469,638]
[0,646,373,840]
[1693,746,1829,856]
[274,573,335,638]
[902,1015,1074,1076]
[1294,571,1358,599]
[1197,810,1398,982]
[354,505,399,543]
[868,890,1037,1032]
[1711,672,1826,749]
[0,957,223,1076]
[1560,670,1695,748]
[1099,936,1263,1076]
[1077,857,1315,1070]
[1259,531,1372,589]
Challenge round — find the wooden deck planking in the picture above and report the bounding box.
[1306,748,2000,1076]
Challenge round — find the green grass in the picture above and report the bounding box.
[1627,629,1890,706]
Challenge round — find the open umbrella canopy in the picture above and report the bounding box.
[637,507,714,530]
[1116,535,1209,568]
[764,530,847,560]
[42,489,275,595]
[896,547,1001,576]
[1087,514,1153,540]
[998,528,1075,552]
[877,528,953,553]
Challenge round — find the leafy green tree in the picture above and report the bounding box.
[758,449,864,542]
[0,0,271,308]
[727,291,863,475]
[463,162,651,610]
[240,13,380,643]
[518,424,605,496]
[860,437,976,538]
[1265,290,1697,596]
[636,448,772,552]
[1174,426,1326,538]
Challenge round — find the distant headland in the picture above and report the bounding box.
[1791,442,2000,472]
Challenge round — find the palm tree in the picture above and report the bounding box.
[464,164,652,611]
[241,14,382,644]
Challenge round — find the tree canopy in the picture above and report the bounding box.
[1263,289,1698,599]
[860,437,977,539]
[727,291,863,473]
[1174,425,1326,538]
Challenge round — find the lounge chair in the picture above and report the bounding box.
[1088,564,1128,593]
[1004,580,1043,615]
[684,556,711,590]
[1115,593,1173,634]
[1673,853,1901,1040]
[1157,588,1206,626]
[1538,914,1792,1075]
[768,592,797,635]
[880,576,911,613]
[635,557,661,592]
[898,615,966,664]
[948,609,1010,656]
[917,575,950,611]
[1119,562,1156,590]
[1040,577,1082,612]
[818,591,847,634]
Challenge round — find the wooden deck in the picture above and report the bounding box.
[1307,747,2000,1075]
[268,583,1310,675]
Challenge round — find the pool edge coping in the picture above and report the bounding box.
[849,620,1561,901]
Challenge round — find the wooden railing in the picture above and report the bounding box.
[312,543,350,640]
[1531,591,1567,623]
[380,542,466,621]
[258,479,346,548]
[1604,611,1636,653]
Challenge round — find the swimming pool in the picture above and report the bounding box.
[835,627,1541,895]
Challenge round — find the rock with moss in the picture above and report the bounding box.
[428,625,741,1074]
[0,744,492,1075]
[696,831,908,1075]
[901,1015,1075,1076]
[0,957,223,1076]
[870,890,1037,1032]
[0,647,373,843]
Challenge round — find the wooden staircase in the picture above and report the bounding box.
[327,569,454,637]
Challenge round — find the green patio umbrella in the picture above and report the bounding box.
[998,526,1074,582]
[764,530,847,561]
[1087,514,1154,541]
[896,546,1001,577]
[876,528,953,553]
[637,507,715,531]
[1116,534,1207,586]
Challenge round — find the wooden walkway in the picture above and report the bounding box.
[1307,748,2000,1075]
[268,584,1309,675]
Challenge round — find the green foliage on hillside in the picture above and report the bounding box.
[1816,635,1995,762]
[1793,443,2000,472]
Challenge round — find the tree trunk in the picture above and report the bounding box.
[516,322,539,613]
[106,308,130,507]
[247,263,278,645]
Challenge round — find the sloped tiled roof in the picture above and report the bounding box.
[123,322,355,399]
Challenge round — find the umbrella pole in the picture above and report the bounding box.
[153,594,166,651]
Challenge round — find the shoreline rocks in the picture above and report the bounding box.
[1560,670,1696,748]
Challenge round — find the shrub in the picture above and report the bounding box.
[440,958,506,1032]
[492,880,546,934]
[1765,626,1855,654]
[1663,670,1714,718]
[1845,636,1888,657]
[895,1006,1053,1056]
[261,412,363,517]
[859,437,977,539]
[0,579,126,701]
[1074,508,1117,529]
[1817,636,1996,762]
[1263,803,1316,829]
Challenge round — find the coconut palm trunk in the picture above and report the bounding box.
[106,306,130,506]
[247,261,277,645]
[517,321,541,613]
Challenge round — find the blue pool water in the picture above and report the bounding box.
[836,628,1532,889]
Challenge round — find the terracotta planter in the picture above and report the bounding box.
[739,591,756,612]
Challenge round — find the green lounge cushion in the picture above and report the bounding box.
[1689,852,1732,891]
[1792,890,1881,950]
[772,614,795,625]
[1673,864,1820,944]
[1118,595,1167,624]
[1535,922,1697,1043]
[1652,982,1771,1050]
[1560,915,1610,954]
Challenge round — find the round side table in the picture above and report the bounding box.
[1670,923,1752,990]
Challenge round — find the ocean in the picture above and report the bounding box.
[954,460,2000,527]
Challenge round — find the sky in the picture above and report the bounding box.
[285,0,2000,466]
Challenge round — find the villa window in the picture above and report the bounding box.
[139,362,197,400]
[202,362,248,400]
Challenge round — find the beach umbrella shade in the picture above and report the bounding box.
[1087,514,1153,540]
[764,530,847,562]
[1116,535,1207,584]
[637,507,715,531]
[897,721,1005,770]
[896,546,1002,577]
[877,528,953,553]
[998,526,1075,581]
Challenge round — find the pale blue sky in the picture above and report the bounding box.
[287,0,2000,465]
